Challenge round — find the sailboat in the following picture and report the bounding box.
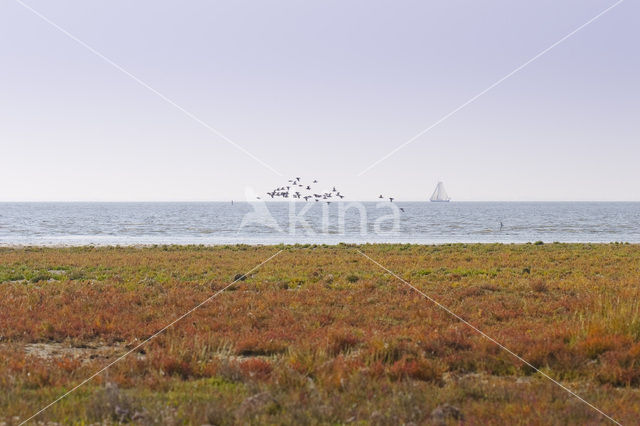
[430,181,450,202]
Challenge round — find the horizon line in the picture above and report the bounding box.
[2,200,640,203]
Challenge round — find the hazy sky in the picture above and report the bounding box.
[1,0,638,201]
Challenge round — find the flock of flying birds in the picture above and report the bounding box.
[256,177,405,212]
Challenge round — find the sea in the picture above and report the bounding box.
[1,202,639,246]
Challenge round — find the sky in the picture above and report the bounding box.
[1,0,638,201]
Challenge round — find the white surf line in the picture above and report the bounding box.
[357,0,625,176]
[356,249,621,425]
[20,249,283,425]
[14,0,283,177]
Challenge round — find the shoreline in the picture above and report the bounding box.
[0,240,636,249]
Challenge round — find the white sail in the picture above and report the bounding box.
[430,181,450,202]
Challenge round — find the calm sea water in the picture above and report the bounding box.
[1,202,639,246]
